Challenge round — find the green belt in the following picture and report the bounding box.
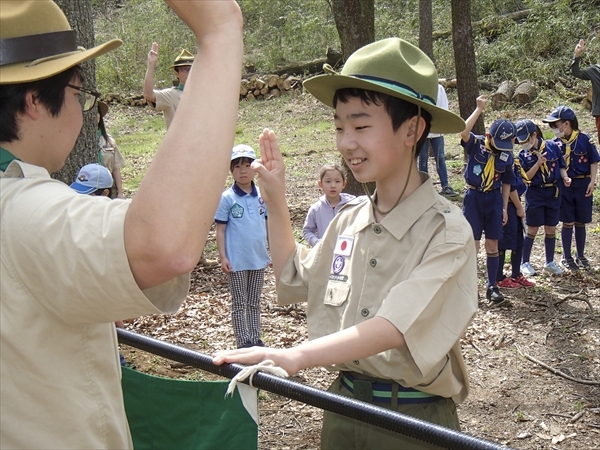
[340,372,442,405]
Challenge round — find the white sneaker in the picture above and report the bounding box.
[520,262,536,276]
[543,261,563,276]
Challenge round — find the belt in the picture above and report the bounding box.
[573,174,591,179]
[466,184,499,193]
[340,372,442,405]
[532,183,559,198]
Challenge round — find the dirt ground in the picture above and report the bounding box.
[119,99,599,450]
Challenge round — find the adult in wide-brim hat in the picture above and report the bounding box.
[0,0,122,84]
[98,100,109,118]
[168,49,195,70]
[303,38,465,134]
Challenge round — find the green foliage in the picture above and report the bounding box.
[94,0,599,94]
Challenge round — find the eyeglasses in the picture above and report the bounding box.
[67,84,101,112]
[175,66,191,73]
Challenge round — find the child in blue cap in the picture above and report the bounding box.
[459,95,515,303]
[543,106,599,270]
[516,119,569,276]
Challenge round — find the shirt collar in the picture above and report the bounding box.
[351,173,439,240]
[0,146,21,171]
[232,181,257,197]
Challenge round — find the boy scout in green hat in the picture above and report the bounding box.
[0,0,243,447]
[214,38,478,449]
[143,43,218,266]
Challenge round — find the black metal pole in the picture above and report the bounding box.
[117,329,511,450]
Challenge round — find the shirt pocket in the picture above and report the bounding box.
[324,282,350,307]
[473,150,488,165]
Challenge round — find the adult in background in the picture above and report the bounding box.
[143,43,218,266]
[0,0,243,447]
[571,39,600,144]
[98,101,126,198]
[418,83,458,197]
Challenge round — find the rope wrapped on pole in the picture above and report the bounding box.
[117,329,511,450]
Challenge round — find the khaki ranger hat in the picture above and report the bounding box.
[303,38,465,134]
[0,0,121,84]
[98,100,109,118]
[169,49,194,70]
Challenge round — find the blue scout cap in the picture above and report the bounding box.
[515,119,537,143]
[70,163,113,195]
[489,119,516,150]
[231,144,256,161]
[542,106,576,123]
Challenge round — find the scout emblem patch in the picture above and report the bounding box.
[230,203,244,218]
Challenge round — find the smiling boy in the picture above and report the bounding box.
[214,38,478,449]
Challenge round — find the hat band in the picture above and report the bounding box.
[174,60,193,66]
[0,30,77,67]
[351,74,436,106]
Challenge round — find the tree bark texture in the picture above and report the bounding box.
[330,0,375,61]
[451,0,484,137]
[419,0,434,61]
[513,80,538,105]
[53,0,98,185]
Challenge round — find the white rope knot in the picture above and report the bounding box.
[225,360,288,397]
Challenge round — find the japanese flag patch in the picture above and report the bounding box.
[334,236,354,257]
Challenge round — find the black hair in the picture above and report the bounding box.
[0,66,82,143]
[230,156,254,172]
[332,88,432,157]
[98,113,109,143]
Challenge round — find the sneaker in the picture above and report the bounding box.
[497,277,521,289]
[543,261,563,275]
[561,257,579,271]
[520,262,536,276]
[514,274,535,287]
[440,186,459,197]
[575,255,591,270]
[486,285,504,303]
[255,339,265,347]
[238,341,254,349]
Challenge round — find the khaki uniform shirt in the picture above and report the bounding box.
[0,161,189,449]
[99,134,126,173]
[278,175,478,403]
[151,87,181,129]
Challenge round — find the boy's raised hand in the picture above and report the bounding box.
[574,39,585,58]
[253,128,286,204]
[476,95,487,110]
[147,42,159,66]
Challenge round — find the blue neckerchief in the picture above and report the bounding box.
[0,146,20,171]
[177,83,184,92]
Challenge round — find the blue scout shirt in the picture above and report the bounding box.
[518,138,566,186]
[215,182,270,272]
[551,131,600,178]
[462,133,515,190]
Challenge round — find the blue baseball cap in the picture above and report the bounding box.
[515,119,537,143]
[489,119,516,150]
[70,163,113,195]
[542,105,576,123]
[231,144,256,161]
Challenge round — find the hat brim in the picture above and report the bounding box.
[541,116,560,123]
[516,132,531,143]
[0,39,122,84]
[303,73,465,134]
[98,101,108,118]
[69,182,96,195]
[493,140,514,150]
[169,62,193,70]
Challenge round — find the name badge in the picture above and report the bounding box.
[334,236,354,256]
[499,152,509,162]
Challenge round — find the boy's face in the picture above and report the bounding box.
[175,65,191,85]
[334,96,415,185]
[318,170,345,200]
[231,159,254,187]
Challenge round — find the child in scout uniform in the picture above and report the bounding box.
[302,163,356,247]
[143,44,194,130]
[543,106,599,270]
[517,118,570,276]
[97,101,126,198]
[496,128,534,289]
[214,38,478,449]
[215,145,270,349]
[459,96,515,303]
[0,1,243,447]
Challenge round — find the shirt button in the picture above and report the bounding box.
[373,226,381,234]
[443,209,451,214]
[369,259,377,267]
[361,308,369,317]
[353,360,360,365]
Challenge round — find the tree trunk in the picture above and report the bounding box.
[419,0,434,61]
[329,0,375,196]
[513,80,538,105]
[53,0,98,185]
[330,0,375,61]
[490,80,515,110]
[451,0,484,140]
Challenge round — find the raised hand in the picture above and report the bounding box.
[476,95,487,111]
[147,42,159,67]
[574,39,585,58]
[163,0,243,39]
[252,128,287,204]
